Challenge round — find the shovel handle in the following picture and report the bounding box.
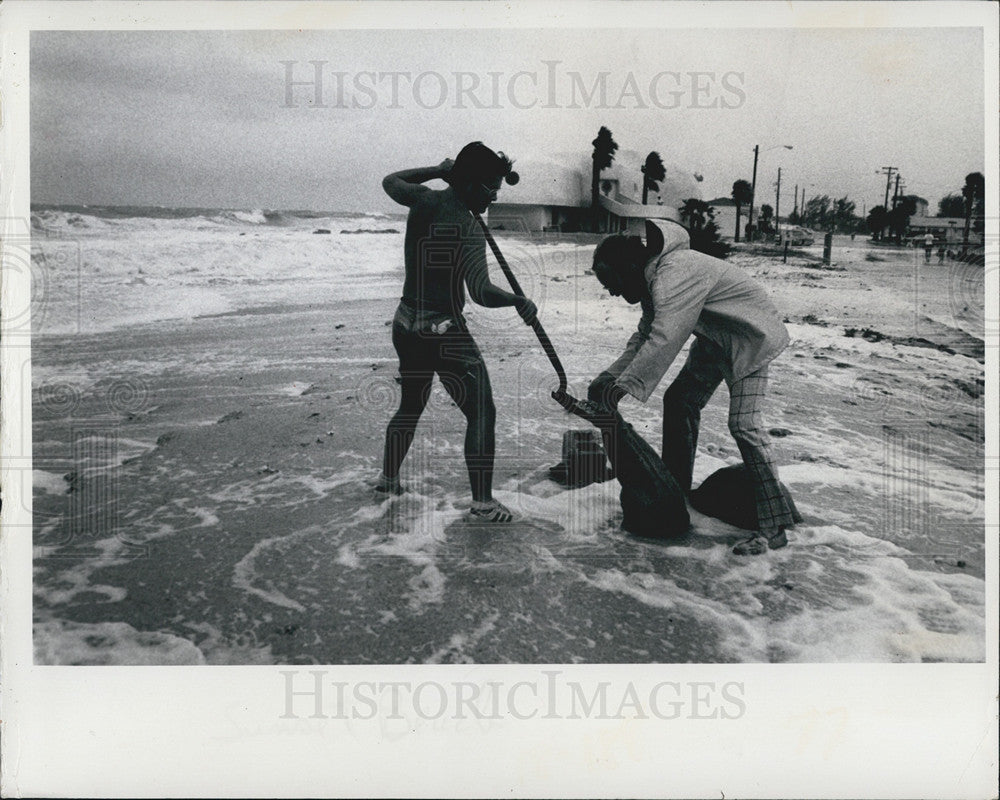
[473,213,570,402]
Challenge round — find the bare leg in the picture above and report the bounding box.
[439,361,496,504]
[378,374,432,491]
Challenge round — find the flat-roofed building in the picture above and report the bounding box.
[488,150,702,233]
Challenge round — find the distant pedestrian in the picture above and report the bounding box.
[923,233,934,263]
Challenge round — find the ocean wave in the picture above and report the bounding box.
[30,204,405,235]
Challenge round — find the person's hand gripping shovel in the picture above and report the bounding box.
[471,211,584,415]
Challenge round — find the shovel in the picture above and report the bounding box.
[473,213,689,538]
[472,212,579,412]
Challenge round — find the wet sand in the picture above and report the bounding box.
[32,236,986,664]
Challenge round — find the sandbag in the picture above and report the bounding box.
[548,429,614,488]
[689,464,802,530]
[562,400,689,538]
[598,413,689,539]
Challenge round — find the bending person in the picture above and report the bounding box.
[375,142,536,523]
[587,219,796,555]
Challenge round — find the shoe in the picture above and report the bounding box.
[468,499,514,523]
[732,527,788,556]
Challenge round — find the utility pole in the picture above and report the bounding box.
[775,167,782,238]
[892,173,901,209]
[748,144,759,241]
[793,183,799,218]
[880,166,897,210]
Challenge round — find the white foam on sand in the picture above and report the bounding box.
[426,612,501,664]
[34,534,132,606]
[232,533,310,612]
[180,620,277,665]
[66,436,158,479]
[578,520,985,663]
[227,482,457,615]
[767,530,985,662]
[276,381,314,397]
[30,222,985,664]
[781,461,981,517]
[587,567,768,659]
[485,455,984,662]
[33,469,68,494]
[33,619,206,665]
[363,492,460,610]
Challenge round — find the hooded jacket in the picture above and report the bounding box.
[606,220,789,403]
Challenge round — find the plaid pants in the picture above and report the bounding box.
[661,337,797,534]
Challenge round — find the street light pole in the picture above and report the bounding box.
[800,184,815,226]
[748,144,793,241]
[775,167,782,239]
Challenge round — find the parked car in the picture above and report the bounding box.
[785,226,815,246]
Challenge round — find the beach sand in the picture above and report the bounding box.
[30,219,986,664]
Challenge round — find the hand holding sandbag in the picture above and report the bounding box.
[587,371,626,411]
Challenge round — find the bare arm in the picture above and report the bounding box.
[382,159,453,207]
[463,235,537,323]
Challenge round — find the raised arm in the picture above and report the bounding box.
[382,159,453,207]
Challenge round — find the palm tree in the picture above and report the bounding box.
[731,179,752,242]
[590,126,618,231]
[759,204,774,234]
[641,151,666,205]
[889,196,917,244]
[867,205,888,240]
[937,193,965,218]
[834,197,856,233]
[961,171,985,253]
[680,198,711,231]
[680,199,729,258]
[804,195,831,231]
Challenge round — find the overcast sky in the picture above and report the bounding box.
[30,26,985,214]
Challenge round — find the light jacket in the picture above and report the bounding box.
[606,220,789,403]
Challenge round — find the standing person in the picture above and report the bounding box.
[923,232,935,263]
[587,219,797,555]
[374,142,537,523]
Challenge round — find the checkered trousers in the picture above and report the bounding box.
[727,369,798,534]
[661,337,797,534]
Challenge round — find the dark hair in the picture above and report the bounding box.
[592,235,646,285]
[452,141,515,184]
